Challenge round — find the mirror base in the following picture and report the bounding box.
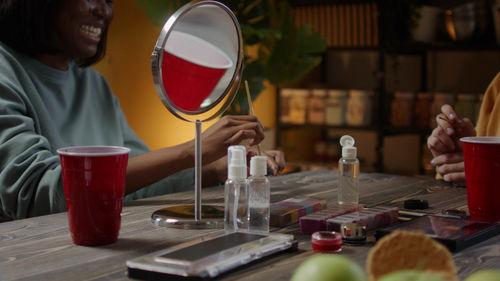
[151,204,224,229]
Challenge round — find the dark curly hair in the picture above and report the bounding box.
[0,0,109,67]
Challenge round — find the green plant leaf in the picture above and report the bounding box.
[262,1,326,85]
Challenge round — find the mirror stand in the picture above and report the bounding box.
[151,120,225,229]
[150,1,242,229]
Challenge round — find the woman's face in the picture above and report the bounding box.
[50,0,113,62]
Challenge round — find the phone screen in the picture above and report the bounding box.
[156,232,267,262]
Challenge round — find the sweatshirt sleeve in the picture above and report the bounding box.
[0,82,66,221]
[475,72,500,137]
[110,95,195,201]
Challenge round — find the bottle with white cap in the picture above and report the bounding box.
[224,145,248,231]
[338,135,359,205]
[247,155,270,233]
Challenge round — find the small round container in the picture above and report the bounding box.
[340,223,367,245]
[311,231,342,253]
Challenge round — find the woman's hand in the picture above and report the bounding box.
[247,148,285,176]
[200,115,265,164]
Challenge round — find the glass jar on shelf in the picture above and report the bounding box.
[346,89,373,126]
[308,89,327,125]
[279,88,293,124]
[325,89,348,126]
[288,89,309,125]
[413,92,433,130]
[390,91,415,128]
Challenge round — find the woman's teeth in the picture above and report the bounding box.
[81,25,102,37]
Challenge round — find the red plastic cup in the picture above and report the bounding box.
[461,137,500,222]
[57,146,130,246]
[162,31,232,111]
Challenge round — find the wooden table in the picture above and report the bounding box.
[1,170,499,280]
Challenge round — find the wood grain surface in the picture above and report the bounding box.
[0,170,498,281]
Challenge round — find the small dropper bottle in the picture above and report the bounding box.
[338,135,359,205]
[224,145,248,231]
[247,156,270,233]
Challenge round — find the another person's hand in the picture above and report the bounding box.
[427,104,475,157]
[201,115,265,164]
[427,104,475,186]
[431,151,466,186]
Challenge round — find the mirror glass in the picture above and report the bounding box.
[152,1,243,120]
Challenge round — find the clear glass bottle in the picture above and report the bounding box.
[338,135,359,205]
[247,156,270,233]
[224,145,248,231]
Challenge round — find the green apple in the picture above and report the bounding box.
[378,270,445,281]
[464,269,500,281]
[290,254,367,281]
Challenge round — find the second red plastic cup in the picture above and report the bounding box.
[461,137,500,222]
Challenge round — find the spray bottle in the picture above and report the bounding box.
[338,135,359,205]
[247,155,270,233]
[224,145,248,231]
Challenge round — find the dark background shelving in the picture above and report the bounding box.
[276,0,500,175]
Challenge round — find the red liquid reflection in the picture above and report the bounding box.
[162,51,228,111]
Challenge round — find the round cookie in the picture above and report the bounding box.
[366,230,458,281]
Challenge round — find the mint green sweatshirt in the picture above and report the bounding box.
[0,42,193,221]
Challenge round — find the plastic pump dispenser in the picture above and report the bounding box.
[228,146,247,180]
[248,156,270,233]
[224,146,248,231]
[338,135,359,205]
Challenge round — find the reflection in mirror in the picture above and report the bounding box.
[162,31,233,111]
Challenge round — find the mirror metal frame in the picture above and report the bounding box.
[151,0,243,122]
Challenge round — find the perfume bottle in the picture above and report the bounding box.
[338,135,359,206]
[247,156,270,233]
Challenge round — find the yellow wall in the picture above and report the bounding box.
[93,0,275,150]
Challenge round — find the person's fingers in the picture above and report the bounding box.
[457,117,476,138]
[442,172,466,186]
[263,150,286,175]
[428,127,455,155]
[441,104,459,122]
[221,117,265,146]
[436,113,456,137]
[431,152,464,166]
[436,161,464,175]
[225,129,258,145]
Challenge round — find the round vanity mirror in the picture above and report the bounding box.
[150,1,243,228]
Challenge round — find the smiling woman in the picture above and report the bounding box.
[39,0,113,69]
[0,0,283,221]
